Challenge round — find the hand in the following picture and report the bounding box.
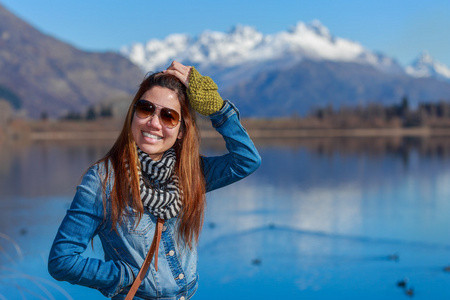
[163,61,191,88]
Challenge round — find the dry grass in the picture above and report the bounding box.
[0,233,73,299]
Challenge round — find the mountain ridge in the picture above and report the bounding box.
[120,21,449,83]
[222,59,450,117]
[0,3,144,118]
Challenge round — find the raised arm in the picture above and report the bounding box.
[202,100,261,192]
[165,61,261,192]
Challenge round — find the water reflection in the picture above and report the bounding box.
[1,137,450,299]
[0,140,112,197]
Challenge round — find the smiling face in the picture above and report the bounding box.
[131,86,183,161]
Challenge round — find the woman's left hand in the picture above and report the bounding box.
[164,61,191,88]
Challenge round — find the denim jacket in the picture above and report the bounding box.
[48,100,261,299]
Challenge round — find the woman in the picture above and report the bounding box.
[48,61,261,299]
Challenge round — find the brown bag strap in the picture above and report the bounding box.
[125,218,165,300]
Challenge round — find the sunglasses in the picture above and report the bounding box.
[134,99,181,129]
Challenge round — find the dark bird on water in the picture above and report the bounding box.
[397,280,407,288]
[405,288,414,297]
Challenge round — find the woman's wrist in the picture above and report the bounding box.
[187,67,224,116]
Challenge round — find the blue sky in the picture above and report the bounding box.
[1,0,449,67]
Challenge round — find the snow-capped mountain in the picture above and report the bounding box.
[120,21,450,117]
[120,20,402,80]
[406,52,450,81]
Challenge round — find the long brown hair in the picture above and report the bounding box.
[98,72,205,248]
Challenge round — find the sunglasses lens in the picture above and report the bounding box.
[134,100,180,128]
[135,100,155,119]
[160,108,180,128]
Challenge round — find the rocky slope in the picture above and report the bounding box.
[0,4,144,118]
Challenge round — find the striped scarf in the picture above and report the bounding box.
[137,147,182,220]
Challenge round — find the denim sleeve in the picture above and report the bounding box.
[48,164,134,298]
[202,100,261,192]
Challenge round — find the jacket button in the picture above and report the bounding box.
[169,250,175,256]
[179,297,185,300]
[162,226,167,232]
[178,273,184,280]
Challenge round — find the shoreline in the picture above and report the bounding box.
[28,127,450,141]
[5,117,450,144]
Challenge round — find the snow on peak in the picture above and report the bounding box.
[120,21,396,73]
[302,19,332,39]
[406,51,450,80]
[120,33,191,72]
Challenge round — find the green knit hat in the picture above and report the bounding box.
[187,66,224,116]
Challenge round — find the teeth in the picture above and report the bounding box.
[142,132,162,140]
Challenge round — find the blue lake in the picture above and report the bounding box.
[1,137,449,299]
